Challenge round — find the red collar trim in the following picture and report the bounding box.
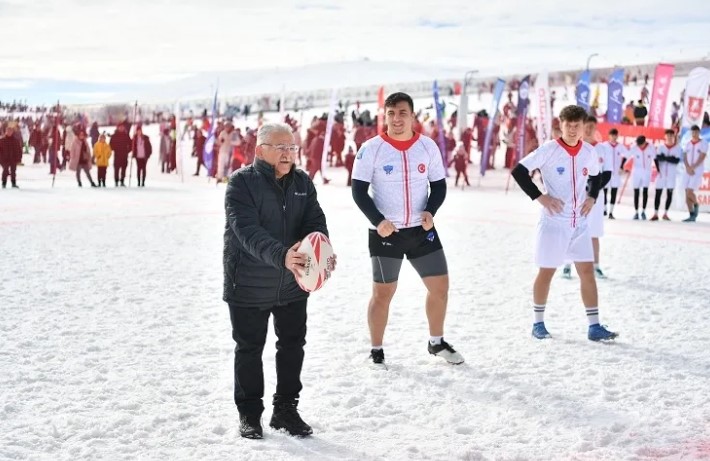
[691,139,701,145]
[665,143,675,149]
[640,144,648,150]
[382,132,420,151]
[610,142,618,147]
[556,138,582,157]
[588,140,598,146]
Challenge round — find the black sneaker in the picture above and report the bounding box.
[428,339,465,364]
[369,348,385,365]
[239,413,263,439]
[269,399,312,437]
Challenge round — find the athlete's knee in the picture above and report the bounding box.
[423,275,449,298]
[371,282,397,304]
[536,268,556,282]
[574,262,594,278]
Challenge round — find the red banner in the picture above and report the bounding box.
[596,122,667,146]
[648,63,675,128]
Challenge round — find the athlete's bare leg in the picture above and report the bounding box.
[368,282,397,346]
[533,268,556,306]
[422,275,448,337]
[575,262,598,307]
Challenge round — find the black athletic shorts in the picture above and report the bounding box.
[368,226,447,283]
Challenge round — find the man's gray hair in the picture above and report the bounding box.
[256,122,293,146]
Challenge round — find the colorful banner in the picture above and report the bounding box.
[606,68,625,124]
[515,75,531,163]
[596,122,667,146]
[377,86,385,136]
[433,80,448,174]
[321,87,339,176]
[534,71,551,145]
[481,78,505,177]
[203,88,218,173]
[575,70,591,112]
[682,67,710,128]
[648,63,675,128]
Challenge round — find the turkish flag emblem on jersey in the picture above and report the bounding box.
[687,97,704,121]
[418,163,426,174]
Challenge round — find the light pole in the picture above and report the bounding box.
[586,53,599,73]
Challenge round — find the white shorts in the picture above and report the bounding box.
[681,172,704,190]
[608,173,622,189]
[587,199,604,238]
[632,172,652,189]
[534,219,594,268]
[654,172,676,190]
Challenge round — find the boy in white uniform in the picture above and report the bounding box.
[651,129,682,221]
[627,135,657,220]
[511,105,618,342]
[562,116,612,279]
[600,128,627,219]
[682,125,708,222]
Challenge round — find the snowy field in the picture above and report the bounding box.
[2,130,710,461]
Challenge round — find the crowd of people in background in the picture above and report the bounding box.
[1,78,708,194]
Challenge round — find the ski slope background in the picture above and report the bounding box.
[2,116,710,460]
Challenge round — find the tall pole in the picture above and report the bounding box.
[586,53,599,72]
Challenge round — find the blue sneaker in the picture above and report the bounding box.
[588,324,618,341]
[633,213,639,220]
[641,211,647,220]
[532,322,552,339]
[562,265,572,279]
[683,215,697,222]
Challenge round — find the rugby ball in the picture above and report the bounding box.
[295,232,334,293]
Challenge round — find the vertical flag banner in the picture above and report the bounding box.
[481,78,506,177]
[175,101,183,182]
[606,68,625,124]
[458,89,468,140]
[433,80,448,173]
[648,63,675,128]
[377,86,385,136]
[682,67,710,129]
[534,71,551,145]
[576,70,591,112]
[203,87,218,173]
[321,87,339,176]
[515,75,531,163]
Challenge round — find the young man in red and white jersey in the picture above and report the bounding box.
[599,128,627,219]
[562,116,612,279]
[626,135,657,220]
[681,125,707,222]
[351,92,464,366]
[651,129,682,221]
[511,105,618,342]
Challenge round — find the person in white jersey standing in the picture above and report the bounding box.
[681,125,707,222]
[511,105,618,341]
[562,115,612,279]
[627,135,657,220]
[600,128,627,219]
[351,92,464,366]
[651,129,682,221]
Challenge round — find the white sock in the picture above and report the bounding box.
[610,204,615,213]
[371,345,383,350]
[533,304,545,323]
[429,336,443,346]
[586,307,600,326]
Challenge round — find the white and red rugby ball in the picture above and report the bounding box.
[295,232,334,293]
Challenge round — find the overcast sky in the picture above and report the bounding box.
[1,0,709,103]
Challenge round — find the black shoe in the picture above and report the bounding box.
[369,348,385,364]
[91,183,98,188]
[78,182,82,187]
[608,213,615,220]
[120,181,126,187]
[2,183,6,189]
[269,398,312,437]
[428,339,465,364]
[239,414,263,439]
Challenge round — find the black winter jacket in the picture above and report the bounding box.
[223,159,328,308]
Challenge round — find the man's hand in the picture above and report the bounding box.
[537,194,564,215]
[580,197,596,216]
[421,211,434,231]
[686,165,695,175]
[285,242,307,277]
[377,219,398,238]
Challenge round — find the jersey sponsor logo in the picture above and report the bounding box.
[418,163,426,174]
[582,167,588,176]
[383,165,394,175]
[426,231,435,242]
[556,166,565,175]
[381,241,393,247]
[294,192,307,197]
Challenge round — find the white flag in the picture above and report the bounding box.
[534,71,552,145]
[682,67,710,128]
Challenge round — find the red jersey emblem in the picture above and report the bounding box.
[582,167,589,176]
[418,163,426,174]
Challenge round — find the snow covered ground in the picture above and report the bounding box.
[1,126,710,461]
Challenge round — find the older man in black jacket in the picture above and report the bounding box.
[224,122,333,439]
